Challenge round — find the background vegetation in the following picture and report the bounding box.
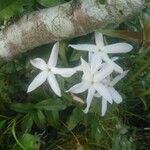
[0,0,149,149]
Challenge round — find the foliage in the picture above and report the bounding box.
[0,0,150,150]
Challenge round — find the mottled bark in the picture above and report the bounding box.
[0,0,144,60]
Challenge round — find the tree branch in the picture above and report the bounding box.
[0,0,144,60]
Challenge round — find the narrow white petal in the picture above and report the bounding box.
[100,57,118,68]
[80,58,92,81]
[88,51,93,64]
[67,82,89,94]
[83,87,95,113]
[101,98,107,116]
[27,71,48,92]
[109,70,129,86]
[48,42,59,67]
[81,58,90,71]
[111,57,119,61]
[52,67,76,77]
[73,65,82,71]
[94,64,113,82]
[69,44,98,52]
[101,52,112,64]
[94,83,112,104]
[113,64,123,74]
[109,87,122,104]
[30,58,47,70]
[95,32,104,47]
[91,52,102,74]
[47,73,61,97]
[103,43,133,53]
[102,53,123,73]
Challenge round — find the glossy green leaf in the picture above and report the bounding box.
[32,110,46,128]
[10,103,34,113]
[143,13,150,40]
[67,108,83,130]
[0,120,6,129]
[46,111,60,127]
[59,42,68,66]
[112,133,133,150]
[37,110,46,126]
[21,114,33,132]
[14,133,39,150]
[0,0,15,10]
[0,0,35,21]
[35,99,66,111]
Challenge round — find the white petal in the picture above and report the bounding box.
[101,98,107,116]
[80,58,91,72]
[103,43,133,53]
[69,44,98,52]
[94,83,112,104]
[47,73,61,97]
[80,58,93,81]
[30,58,47,70]
[111,57,119,61]
[51,67,76,77]
[67,82,89,94]
[91,52,102,74]
[83,87,95,113]
[93,64,113,82]
[109,87,122,104]
[73,65,82,71]
[113,64,123,74]
[109,70,129,86]
[95,32,104,47]
[48,42,59,67]
[27,71,48,92]
[88,51,93,64]
[102,53,123,73]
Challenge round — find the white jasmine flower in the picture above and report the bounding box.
[69,32,133,73]
[67,58,115,114]
[95,70,129,116]
[27,42,76,97]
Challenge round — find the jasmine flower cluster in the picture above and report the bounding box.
[27,32,133,116]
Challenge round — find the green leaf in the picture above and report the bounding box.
[10,103,34,113]
[112,133,133,150]
[37,0,65,7]
[67,108,83,130]
[59,42,68,66]
[35,99,66,111]
[0,120,6,129]
[21,114,33,132]
[0,0,35,21]
[143,13,150,47]
[87,114,102,141]
[0,0,15,10]
[14,133,39,150]
[32,110,46,128]
[45,111,60,127]
[37,110,46,126]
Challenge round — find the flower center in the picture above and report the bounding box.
[91,81,95,85]
[48,68,51,73]
[82,74,94,85]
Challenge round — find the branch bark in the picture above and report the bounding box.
[0,0,144,60]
